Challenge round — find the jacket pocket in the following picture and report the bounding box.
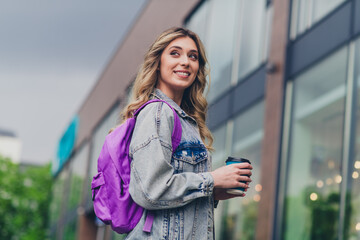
[172,143,208,173]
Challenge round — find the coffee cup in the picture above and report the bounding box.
[225,157,251,195]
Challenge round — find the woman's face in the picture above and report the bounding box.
[157,36,199,100]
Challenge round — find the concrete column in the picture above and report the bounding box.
[256,0,290,239]
[78,214,97,240]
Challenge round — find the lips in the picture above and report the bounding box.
[174,70,190,77]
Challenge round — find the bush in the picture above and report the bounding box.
[0,156,52,240]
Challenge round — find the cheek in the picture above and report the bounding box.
[160,59,176,73]
[160,65,172,79]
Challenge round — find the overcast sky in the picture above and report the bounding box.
[0,0,147,164]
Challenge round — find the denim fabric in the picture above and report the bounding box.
[127,89,215,240]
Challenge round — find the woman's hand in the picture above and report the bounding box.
[210,162,252,189]
[214,188,247,200]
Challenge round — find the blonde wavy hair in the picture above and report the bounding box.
[121,27,213,150]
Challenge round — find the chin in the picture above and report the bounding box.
[174,84,192,91]
[173,80,195,89]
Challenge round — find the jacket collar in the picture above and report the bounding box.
[151,88,196,123]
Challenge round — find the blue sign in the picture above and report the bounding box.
[52,116,79,175]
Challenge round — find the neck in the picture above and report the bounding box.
[156,86,183,106]
[171,94,183,106]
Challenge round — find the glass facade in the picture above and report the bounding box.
[49,166,70,239]
[63,217,77,240]
[236,1,269,81]
[206,0,238,102]
[282,47,348,239]
[211,124,228,239]
[290,0,346,39]
[348,38,360,239]
[187,2,268,239]
[219,101,264,240]
[57,143,90,239]
[67,143,89,211]
[212,124,228,169]
[186,1,209,44]
[186,0,270,103]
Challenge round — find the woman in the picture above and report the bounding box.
[123,27,252,239]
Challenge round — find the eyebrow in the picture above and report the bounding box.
[169,45,198,53]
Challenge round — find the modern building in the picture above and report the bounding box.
[49,0,360,239]
[0,128,22,163]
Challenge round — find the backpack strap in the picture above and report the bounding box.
[134,99,182,233]
[134,99,182,152]
[143,210,155,233]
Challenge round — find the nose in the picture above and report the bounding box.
[180,55,189,66]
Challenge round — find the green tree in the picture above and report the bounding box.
[0,155,52,240]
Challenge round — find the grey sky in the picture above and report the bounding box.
[0,0,147,164]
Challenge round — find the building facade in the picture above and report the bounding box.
[49,0,360,239]
[0,128,22,163]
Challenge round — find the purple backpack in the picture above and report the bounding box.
[91,99,182,234]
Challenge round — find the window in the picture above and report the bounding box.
[206,0,238,102]
[211,123,228,239]
[212,124,228,169]
[237,1,269,81]
[186,1,210,45]
[219,101,265,240]
[282,46,348,239]
[67,143,89,211]
[348,38,360,239]
[63,217,77,240]
[49,166,70,229]
[186,0,271,103]
[290,0,345,39]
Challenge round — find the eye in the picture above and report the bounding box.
[170,51,180,56]
[189,53,198,61]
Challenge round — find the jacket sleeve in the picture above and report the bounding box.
[128,102,214,210]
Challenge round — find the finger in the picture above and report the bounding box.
[236,175,250,182]
[232,163,253,170]
[235,176,251,185]
[239,169,252,176]
[238,176,252,182]
[236,182,249,189]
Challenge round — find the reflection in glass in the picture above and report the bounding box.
[294,0,310,37]
[49,167,69,228]
[206,0,238,102]
[211,124,228,240]
[221,101,264,240]
[312,0,345,24]
[212,124,227,169]
[68,143,89,211]
[237,0,268,81]
[186,0,270,103]
[63,218,77,240]
[348,38,360,239]
[186,0,209,45]
[283,47,348,239]
[291,0,345,39]
[49,169,69,239]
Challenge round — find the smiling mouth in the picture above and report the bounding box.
[174,71,190,77]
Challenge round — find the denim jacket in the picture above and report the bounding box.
[127,89,215,240]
